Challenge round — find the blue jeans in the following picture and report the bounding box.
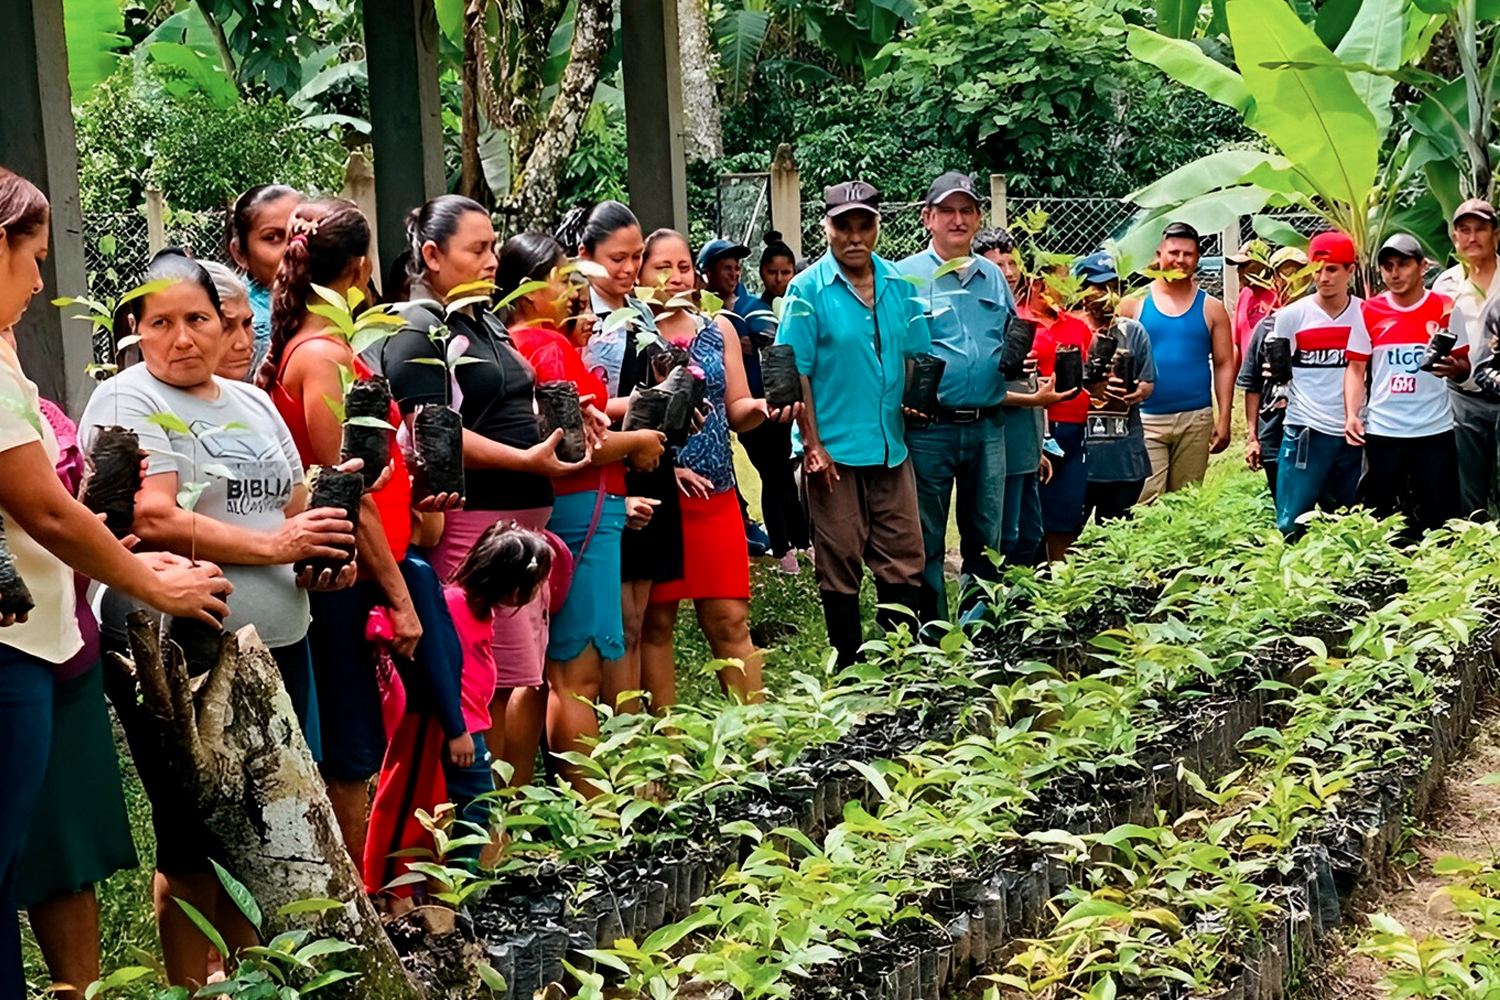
[1002,472,1044,566]
[442,731,495,869]
[0,646,54,1000]
[1275,425,1362,536]
[906,414,1007,617]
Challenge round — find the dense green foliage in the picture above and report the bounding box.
[708,0,1253,200]
[75,71,347,213]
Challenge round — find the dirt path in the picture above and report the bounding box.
[1309,702,1500,999]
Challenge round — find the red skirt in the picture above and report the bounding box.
[362,712,447,897]
[650,488,751,603]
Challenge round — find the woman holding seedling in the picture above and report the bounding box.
[79,247,343,989]
[384,194,587,789]
[259,199,464,872]
[634,229,800,707]
[498,230,667,794]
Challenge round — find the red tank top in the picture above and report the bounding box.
[270,336,413,561]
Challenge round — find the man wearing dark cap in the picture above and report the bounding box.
[895,172,1020,620]
[1345,234,1468,533]
[1433,199,1500,516]
[1119,221,1236,502]
[775,181,932,665]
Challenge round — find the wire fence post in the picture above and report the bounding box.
[342,151,381,286]
[145,188,167,255]
[989,175,1007,229]
[1221,222,1240,313]
[770,143,802,259]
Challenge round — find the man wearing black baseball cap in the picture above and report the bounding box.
[1345,233,1469,533]
[775,180,932,664]
[1433,198,1500,516]
[1119,221,1236,502]
[895,171,1056,620]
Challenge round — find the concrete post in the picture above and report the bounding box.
[770,144,802,259]
[989,175,1008,229]
[363,0,444,280]
[622,0,689,234]
[341,152,381,284]
[0,0,93,413]
[145,188,167,255]
[1221,222,1240,313]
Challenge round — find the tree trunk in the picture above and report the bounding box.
[116,613,423,1000]
[676,0,723,162]
[497,0,615,234]
[459,0,487,202]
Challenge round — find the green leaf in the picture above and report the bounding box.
[177,481,209,512]
[602,307,641,334]
[275,898,345,917]
[171,897,230,963]
[1228,0,1380,211]
[1156,0,1200,39]
[84,966,152,1000]
[716,9,772,101]
[1128,150,1289,208]
[1126,26,1253,114]
[932,255,971,280]
[147,412,193,436]
[293,939,360,964]
[119,278,178,308]
[147,41,238,108]
[1333,0,1403,135]
[1250,214,1311,249]
[300,969,361,994]
[476,961,508,992]
[344,415,396,431]
[64,0,129,98]
[210,860,262,932]
[493,279,551,312]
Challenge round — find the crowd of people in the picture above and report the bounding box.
[3,155,1500,1000]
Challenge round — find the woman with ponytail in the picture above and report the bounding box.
[383,195,584,790]
[262,199,461,868]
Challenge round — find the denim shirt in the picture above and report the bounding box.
[895,246,1016,409]
[776,251,933,468]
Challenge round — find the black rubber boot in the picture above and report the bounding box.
[820,590,863,666]
[874,582,923,639]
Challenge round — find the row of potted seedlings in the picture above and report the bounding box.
[459,497,1455,996]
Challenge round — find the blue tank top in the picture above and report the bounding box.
[1138,288,1212,415]
[676,315,736,494]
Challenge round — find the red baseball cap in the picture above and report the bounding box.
[1308,231,1357,266]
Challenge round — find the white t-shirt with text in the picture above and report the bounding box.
[1350,291,1463,438]
[1268,295,1366,438]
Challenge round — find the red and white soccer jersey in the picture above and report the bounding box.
[1351,291,1464,438]
[1269,295,1366,437]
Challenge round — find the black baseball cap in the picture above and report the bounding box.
[924,171,979,207]
[1160,221,1202,243]
[1377,233,1426,264]
[824,181,881,219]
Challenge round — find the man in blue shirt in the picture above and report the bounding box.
[896,172,1016,622]
[776,181,932,665]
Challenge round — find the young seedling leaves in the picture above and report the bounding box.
[177,481,209,512]
[300,969,362,994]
[476,961,508,993]
[603,306,642,334]
[171,898,230,963]
[146,412,193,436]
[932,255,971,279]
[210,859,262,933]
[276,898,345,917]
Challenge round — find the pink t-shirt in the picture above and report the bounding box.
[444,584,496,733]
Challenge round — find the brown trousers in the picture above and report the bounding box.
[803,460,925,596]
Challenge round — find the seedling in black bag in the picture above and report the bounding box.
[1081,325,1119,385]
[535,381,590,463]
[1053,344,1084,395]
[402,303,501,502]
[145,411,245,672]
[760,344,803,410]
[57,278,174,539]
[999,315,1038,380]
[904,354,946,429]
[1418,325,1457,372]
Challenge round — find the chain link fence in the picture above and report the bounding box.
[81,209,231,304]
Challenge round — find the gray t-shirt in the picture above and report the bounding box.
[1084,317,1159,483]
[80,364,311,647]
[1003,374,1045,475]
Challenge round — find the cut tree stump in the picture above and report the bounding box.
[115,611,424,1000]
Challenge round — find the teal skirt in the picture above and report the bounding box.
[16,663,137,907]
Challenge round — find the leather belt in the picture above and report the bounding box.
[932,404,1003,424]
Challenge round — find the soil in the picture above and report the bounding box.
[295,467,362,578]
[85,426,142,538]
[535,381,589,462]
[904,354,945,428]
[1321,700,1500,999]
[341,376,395,490]
[761,344,802,409]
[0,514,34,616]
[412,404,464,500]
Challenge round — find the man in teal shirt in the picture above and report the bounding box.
[897,172,1017,622]
[776,181,932,665]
